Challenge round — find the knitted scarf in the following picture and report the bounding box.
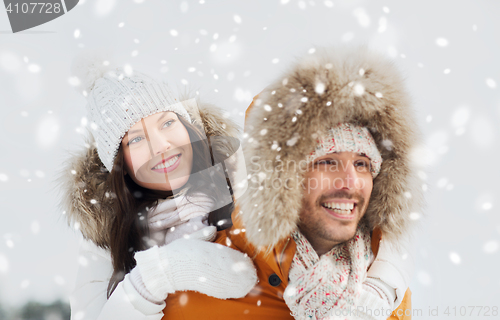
[147,192,214,246]
[284,226,372,320]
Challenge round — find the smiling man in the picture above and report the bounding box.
[161,47,421,320]
[233,46,422,320]
[282,123,395,319]
[298,124,381,257]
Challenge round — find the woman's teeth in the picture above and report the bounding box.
[322,202,355,214]
[152,155,179,170]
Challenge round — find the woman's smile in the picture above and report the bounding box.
[151,153,182,173]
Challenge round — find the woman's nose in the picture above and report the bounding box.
[149,131,171,156]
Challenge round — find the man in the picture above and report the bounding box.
[161,46,421,320]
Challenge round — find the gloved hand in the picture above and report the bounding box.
[366,232,415,308]
[133,226,258,301]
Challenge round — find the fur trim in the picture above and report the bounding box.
[239,46,423,249]
[57,101,240,248]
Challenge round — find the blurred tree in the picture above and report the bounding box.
[0,302,8,319]
[16,300,70,320]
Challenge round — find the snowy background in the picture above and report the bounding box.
[0,0,499,318]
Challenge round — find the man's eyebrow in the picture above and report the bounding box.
[356,153,370,159]
[126,112,173,135]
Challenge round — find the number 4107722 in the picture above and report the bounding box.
[6,2,62,14]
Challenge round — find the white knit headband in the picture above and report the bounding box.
[307,123,382,178]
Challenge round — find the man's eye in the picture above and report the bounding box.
[316,159,337,165]
[163,119,175,128]
[354,160,370,169]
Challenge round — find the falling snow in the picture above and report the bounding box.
[353,8,370,27]
[378,17,387,33]
[315,82,325,94]
[485,78,497,88]
[482,202,492,210]
[417,271,431,286]
[482,241,499,254]
[449,252,461,265]
[435,37,449,47]
[28,64,41,73]
[31,221,40,234]
[1,0,499,310]
[0,254,8,273]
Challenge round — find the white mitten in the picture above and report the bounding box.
[366,232,415,307]
[186,225,217,242]
[134,234,257,301]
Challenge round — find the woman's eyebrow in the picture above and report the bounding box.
[157,111,177,122]
[127,113,174,135]
[127,127,144,136]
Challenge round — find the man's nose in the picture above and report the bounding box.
[337,161,358,190]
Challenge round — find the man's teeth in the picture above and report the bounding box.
[322,202,355,214]
[153,155,179,169]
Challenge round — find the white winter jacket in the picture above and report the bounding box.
[70,240,166,320]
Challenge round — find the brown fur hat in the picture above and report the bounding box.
[239,46,423,249]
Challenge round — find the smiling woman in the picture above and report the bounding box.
[58,58,257,319]
[121,112,194,192]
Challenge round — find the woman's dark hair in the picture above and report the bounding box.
[105,115,234,297]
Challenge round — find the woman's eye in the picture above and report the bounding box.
[128,136,143,145]
[163,119,175,128]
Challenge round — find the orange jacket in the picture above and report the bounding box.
[161,211,412,320]
[162,80,415,319]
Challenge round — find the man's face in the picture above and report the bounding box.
[298,152,374,255]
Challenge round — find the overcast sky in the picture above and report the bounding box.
[0,0,499,317]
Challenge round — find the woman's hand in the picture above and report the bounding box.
[133,232,258,301]
[366,233,415,308]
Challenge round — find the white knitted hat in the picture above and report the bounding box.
[307,123,382,178]
[77,60,192,172]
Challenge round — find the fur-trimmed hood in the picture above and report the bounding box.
[239,46,423,249]
[58,100,240,248]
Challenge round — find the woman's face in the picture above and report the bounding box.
[121,112,193,192]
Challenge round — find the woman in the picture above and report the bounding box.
[59,60,256,320]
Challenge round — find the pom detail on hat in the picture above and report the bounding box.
[71,51,112,95]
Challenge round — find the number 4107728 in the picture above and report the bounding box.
[6,2,62,14]
[444,306,498,317]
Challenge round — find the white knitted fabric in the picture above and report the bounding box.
[367,233,414,307]
[285,229,394,320]
[86,68,192,172]
[148,193,215,246]
[307,123,382,178]
[133,235,258,301]
[284,228,372,320]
